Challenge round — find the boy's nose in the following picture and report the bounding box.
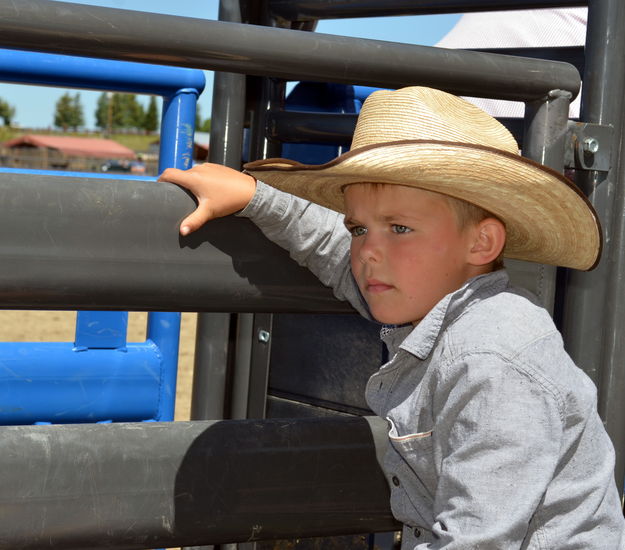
[358,237,382,264]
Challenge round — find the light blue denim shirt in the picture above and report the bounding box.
[240,181,625,549]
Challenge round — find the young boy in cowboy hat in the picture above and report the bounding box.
[160,87,624,548]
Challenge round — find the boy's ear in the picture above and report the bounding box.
[467,217,506,267]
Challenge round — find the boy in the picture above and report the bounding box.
[160,87,625,548]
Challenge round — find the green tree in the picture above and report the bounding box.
[198,116,211,133]
[95,92,110,131]
[95,92,146,132]
[111,94,127,129]
[113,93,144,129]
[143,95,159,133]
[54,92,84,131]
[194,105,211,133]
[195,106,202,130]
[0,98,15,126]
[71,93,85,129]
[125,94,145,129]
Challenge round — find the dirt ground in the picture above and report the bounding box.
[0,310,197,421]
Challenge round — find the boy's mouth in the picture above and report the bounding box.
[366,279,393,293]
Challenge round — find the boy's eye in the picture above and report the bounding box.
[349,225,367,237]
[392,224,412,234]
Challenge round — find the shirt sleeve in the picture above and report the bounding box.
[417,351,563,549]
[237,180,372,319]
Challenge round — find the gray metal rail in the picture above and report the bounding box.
[559,0,625,492]
[0,172,348,312]
[0,417,397,549]
[0,0,580,101]
[1,3,623,549]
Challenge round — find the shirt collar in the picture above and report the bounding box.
[388,269,510,360]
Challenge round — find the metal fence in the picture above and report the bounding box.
[0,0,622,549]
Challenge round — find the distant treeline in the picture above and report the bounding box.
[0,92,211,134]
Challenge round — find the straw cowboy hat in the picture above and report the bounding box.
[244,86,601,271]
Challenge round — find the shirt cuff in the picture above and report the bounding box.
[236,179,291,223]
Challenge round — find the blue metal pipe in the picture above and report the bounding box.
[0,50,202,425]
[74,311,129,350]
[147,312,182,421]
[0,48,205,97]
[0,167,154,180]
[159,89,199,171]
[0,48,205,171]
[0,342,163,425]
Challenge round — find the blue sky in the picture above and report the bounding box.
[0,1,460,129]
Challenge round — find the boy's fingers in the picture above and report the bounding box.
[157,167,182,183]
[158,167,200,192]
[179,200,214,235]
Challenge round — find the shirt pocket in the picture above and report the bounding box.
[387,418,438,505]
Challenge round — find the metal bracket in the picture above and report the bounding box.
[565,121,614,172]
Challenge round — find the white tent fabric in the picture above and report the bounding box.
[435,8,587,117]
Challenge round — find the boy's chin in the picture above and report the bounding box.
[371,311,421,326]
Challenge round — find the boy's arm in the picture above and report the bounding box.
[159,163,370,317]
[237,179,370,317]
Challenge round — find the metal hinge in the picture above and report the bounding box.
[565,121,614,172]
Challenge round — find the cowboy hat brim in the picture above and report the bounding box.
[244,140,602,271]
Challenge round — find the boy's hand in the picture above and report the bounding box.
[158,163,256,236]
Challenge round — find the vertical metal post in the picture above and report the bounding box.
[187,4,246,546]
[247,313,274,418]
[190,0,247,426]
[599,103,625,502]
[558,0,625,495]
[190,314,232,422]
[230,313,255,419]
[521,90,571,312]
[234,90,281,426]
[238,75,284,424]
[154,87,199,424]
[159,89,200,171]
[221,8,285,550]
[224,0,287,429]
[147,312,182,421]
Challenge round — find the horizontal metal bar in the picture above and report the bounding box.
[270,0,587,20]
[0,0,580,100]
[269,110,525,146]
[0,342,163,424]
[0,171,348,313]
[0,48,205,97]
[0,417,397,548]
[474,45,585,75]
[269,111,357,145]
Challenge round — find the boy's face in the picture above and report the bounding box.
[344,184,480,325]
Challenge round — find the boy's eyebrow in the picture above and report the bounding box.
[344,213,418,226]
[377,213,421,223]
[380,213,415,222]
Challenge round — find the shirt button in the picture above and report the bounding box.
[414,527,421,538]
[391,475,400,487]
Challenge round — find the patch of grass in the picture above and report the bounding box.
[105,133,157,153]
[0,126,18,142]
